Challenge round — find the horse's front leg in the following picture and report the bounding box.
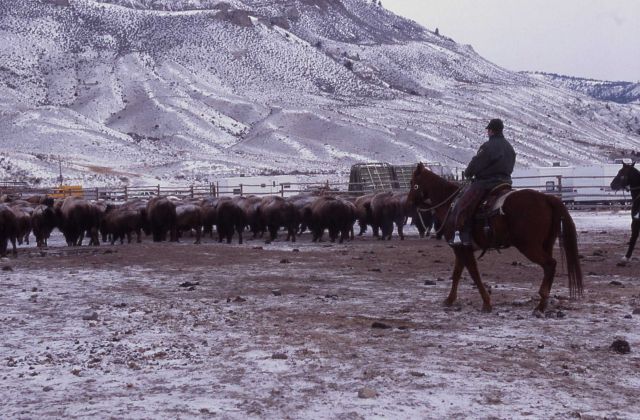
[461,249,492,312]
[625,218,639,260]
[444,251,464,306]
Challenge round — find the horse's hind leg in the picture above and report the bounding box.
[444,252,464,307]
[460,249,492,312]
[521,245,557,314]
[625,219,639,260]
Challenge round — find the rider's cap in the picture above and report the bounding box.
[486,119,504,131]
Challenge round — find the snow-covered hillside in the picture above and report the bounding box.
[1,0,639,186]
[528,72,640,105]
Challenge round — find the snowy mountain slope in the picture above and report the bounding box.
[528,72,640,105]
[0,0,639,186]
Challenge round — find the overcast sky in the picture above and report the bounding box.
[383,0,640,82]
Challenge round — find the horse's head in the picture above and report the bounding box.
[407,162,435,209]
[610,162,637,191]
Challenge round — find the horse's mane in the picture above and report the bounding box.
[413,164,457,191]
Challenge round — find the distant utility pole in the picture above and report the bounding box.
[58,156,63,185]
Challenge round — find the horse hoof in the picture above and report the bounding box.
[481,304,492,313]
[442,298,454,307]
[532,309,544,318]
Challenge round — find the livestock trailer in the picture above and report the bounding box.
[348,162,399,192]
[348,162,455,192]
[394,163,458,189]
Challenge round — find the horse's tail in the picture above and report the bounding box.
[548,196,583,298]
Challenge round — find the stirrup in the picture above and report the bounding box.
[449,231,463,246]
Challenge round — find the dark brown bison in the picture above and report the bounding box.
[200,197,227,238]
[342,198,357,240]
[258,196,298,243]
[146,197,177,242]
[55,197,101,246]
[121,198,148,212]
[304,196,356,243]
[287,194,318,235]
[101,205,144,245]
[26,195,54,206]
[354,193,378,237]
[121,199,149,224]
[8,203,33,245]
[175,203,203,244]
[370,191,407,240]
[0,194,19,203]
[0,204,18,257]
[232,195,264,239]
[216,199,247,244]
[31,204,57,247]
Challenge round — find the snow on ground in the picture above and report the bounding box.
[1,211,639,418]
[572,210,634,232]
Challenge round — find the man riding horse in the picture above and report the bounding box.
[451,118,516,247]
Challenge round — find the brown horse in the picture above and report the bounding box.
[609,162,640,261]
[407,163,583,314]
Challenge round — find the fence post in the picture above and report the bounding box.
[190,185,194,198]
[124,185,128,201]
[157,184,161,196]
[556,175,563,200]
[95,187,99,201]
[280,184,284,197]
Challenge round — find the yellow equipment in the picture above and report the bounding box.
[50,185,84,199]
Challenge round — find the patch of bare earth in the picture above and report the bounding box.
[1,226,639,418]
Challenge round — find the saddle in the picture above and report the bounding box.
[474,184,516,255]
[475,184,515,220]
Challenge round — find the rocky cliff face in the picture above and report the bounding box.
[1,0,639,186]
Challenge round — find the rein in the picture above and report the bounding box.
[416,187,461,213]
[415,187,461,236]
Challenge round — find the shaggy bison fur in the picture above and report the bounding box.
[0,204,18,257]
[146,197,177,242]
[55,197,101,246]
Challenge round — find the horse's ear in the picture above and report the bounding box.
[632,161,636,167]
[414,162,425,175]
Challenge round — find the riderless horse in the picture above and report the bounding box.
[407,163,583,314]
[610,162,640,262]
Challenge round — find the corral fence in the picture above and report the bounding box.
[0,176,634,211]
[511,175,635,210]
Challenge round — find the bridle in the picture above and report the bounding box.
[613,166,640,192]
[412,183,462,235]
[413,185,462,213]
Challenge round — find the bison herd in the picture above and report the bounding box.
[0,191,437,257]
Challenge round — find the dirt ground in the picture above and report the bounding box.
[1,212,639,419]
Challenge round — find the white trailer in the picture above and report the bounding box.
[568,164,628,203]
[512,165,575,200]
[216,175,298,197]
[512,164,629,204]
